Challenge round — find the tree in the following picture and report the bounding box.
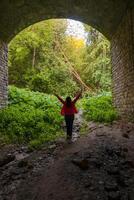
[79,26,112,91]
[9,19,111,95]
[8,19,79,95]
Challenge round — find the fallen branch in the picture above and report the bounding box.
[54,36,94,92]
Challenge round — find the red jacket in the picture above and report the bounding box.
[56,93,81,116]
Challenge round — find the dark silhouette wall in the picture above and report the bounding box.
[0,42,8,108]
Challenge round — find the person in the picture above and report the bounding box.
[54,90,82,142]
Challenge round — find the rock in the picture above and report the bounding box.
[11,168,22,176]
[15,152,29,161]
[105,145,125,158]
[0,154,15,167]
[121,159,134,168]
[105,181,118,192]
[107,191,120,200]
[96,132,106,137]
[112,121,118,125]
[122,133,129,139]
[105,146,115,156]
[74,127,80,132]
[84,182,92,188]
[72,159,89,170]
[88,122,98,131]
[122,147,128,153]
[20,146,30,153]
[90,158,102,168]
[98,181,104,185]
[38,157,43,161]
[114,148,122,157]
[49,144,56,149]
[18,160,28,168]
[107,165,119,175]
[27,163,34,169]
[98,124,104,128]
[90,186,95,191]
[116,174,128,187]
[84,152,91,159]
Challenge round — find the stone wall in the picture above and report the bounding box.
[0,42,8,108]
[111,8,134,120]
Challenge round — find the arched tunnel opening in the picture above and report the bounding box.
[0,1,134,200]
[6,18,113,146]
[0,18,134,200]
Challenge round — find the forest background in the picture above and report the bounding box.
[9,19,111,95]
[0,19,118,149]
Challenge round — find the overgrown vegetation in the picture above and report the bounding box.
[81,94,118,123]
[0,20,118,149]
[8,19,111,95]
[0,86,118,149]
[0,86,64,149]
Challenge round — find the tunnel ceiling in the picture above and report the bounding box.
[0,0,133,42]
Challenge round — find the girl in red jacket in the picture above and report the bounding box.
[55,90,82,141]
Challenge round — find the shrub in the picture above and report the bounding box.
[0,86,64,146]
[0,86,118,148]
[81,94,118,123]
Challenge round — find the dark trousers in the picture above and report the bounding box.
[65,115,74,137]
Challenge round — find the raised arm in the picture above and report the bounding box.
[54,94,65,104]
[72,90,82,104]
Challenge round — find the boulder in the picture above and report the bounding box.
[0,154,15,167]
[72,159,89,170]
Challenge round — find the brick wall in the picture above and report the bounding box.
[111,8,134,119]
[0,41,8,108]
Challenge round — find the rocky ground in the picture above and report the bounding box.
[0,118,134,200]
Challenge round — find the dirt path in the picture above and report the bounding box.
[0,120,134,200]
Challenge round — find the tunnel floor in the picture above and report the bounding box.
[0,121,134,200]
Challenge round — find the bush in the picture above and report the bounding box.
[0,86,118,149]
[0,86,64,146]
[81,94,118,123]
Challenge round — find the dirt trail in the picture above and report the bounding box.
[0,120,134,200]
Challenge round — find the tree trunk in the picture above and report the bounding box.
[54,38,94,92]
[32,47,36,69]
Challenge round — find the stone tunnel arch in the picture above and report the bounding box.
[0,0,131,42]
[0,0,134,119]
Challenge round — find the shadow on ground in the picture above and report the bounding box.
[0,121,134,200]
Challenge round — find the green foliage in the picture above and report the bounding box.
[29,67,78,96]
[80,26,111,91]
[0,86,118,150]
[2,20,116,149]
[81,94,118,123]
[8,19,112,95]
[8,19,79,96]
[0,86,64,147]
